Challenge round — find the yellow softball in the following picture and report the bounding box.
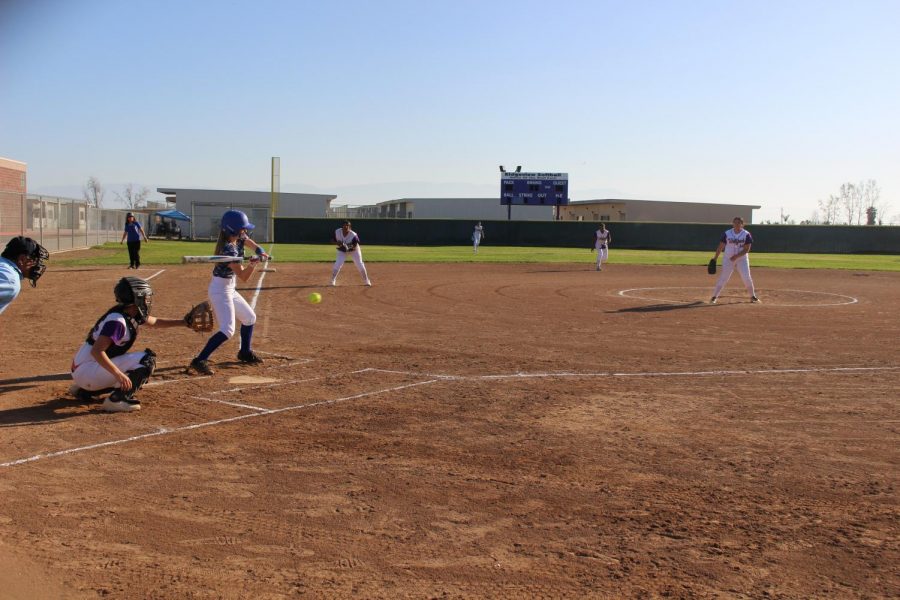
[308,292,322,304]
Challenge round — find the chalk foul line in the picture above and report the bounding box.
[1,379,439,468]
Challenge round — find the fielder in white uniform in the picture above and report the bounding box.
[591,224,611,271]
[331,221,371,286]
[472,222,484,254]
[189,210,269,376]
[71,277,192,412]
[710,217,760,304]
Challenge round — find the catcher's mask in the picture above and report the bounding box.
[1,236,49,288]
[114,276,154,324]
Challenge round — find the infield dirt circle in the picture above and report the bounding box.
[1,260,897,598]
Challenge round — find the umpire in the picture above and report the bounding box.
[0,236,49,315]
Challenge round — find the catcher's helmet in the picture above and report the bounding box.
[221,210,255,235]
[114,276,153,324]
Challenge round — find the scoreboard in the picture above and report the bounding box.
[500,172,569,206]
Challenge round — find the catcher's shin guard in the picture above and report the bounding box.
[140,348,157,374]
[109,365,152,402]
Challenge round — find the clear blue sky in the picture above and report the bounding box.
[2,0,899,222]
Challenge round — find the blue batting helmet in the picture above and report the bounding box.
[221,210,255,235]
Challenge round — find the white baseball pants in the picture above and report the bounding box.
[712,255,756,298]
[595,246,608,266]
[72,350,148,391]
[209,275,256,338]
[473,235,482,253]
[332,248,369,282]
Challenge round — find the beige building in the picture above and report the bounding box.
[562,199,759,223]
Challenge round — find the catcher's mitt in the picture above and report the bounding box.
[184,301,214,332]
[707,258,717,275]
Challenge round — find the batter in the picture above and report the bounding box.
[189,210,269,375]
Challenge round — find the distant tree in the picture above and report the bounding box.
[817,194,841,224]
[838,183,865,225]
[115,183,151,210]
[804,210,822,225]
[859,179,888,225]
[83,176,105,208]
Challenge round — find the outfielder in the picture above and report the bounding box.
[472,222,484,254]
[71,276,195,412]
[189,210,269,375]
[330,220,371,286]
[0,236,49,315]
[591,223,611,271]
[710,217,760,304]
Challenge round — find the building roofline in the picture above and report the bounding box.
[157,187,337,200]
[568,198,762,209]
[0,157,27,171]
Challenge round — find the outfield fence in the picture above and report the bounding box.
[275,218,900,254]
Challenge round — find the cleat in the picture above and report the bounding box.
[76,389,97,403]
[329,279,336,286]
[710,297,718,304]
[189,358,214,375]
[364,279,372,286]
[237,351,264,365]
[102,396,140,413]
[751,296,761,303]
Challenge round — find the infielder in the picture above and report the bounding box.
[189,210,269,375]
[710,217,760,304]
[472,222,484,254]
[591,224,611,271]
[330,220,371,286]
[71,276,191,412]
[0,236,49,315]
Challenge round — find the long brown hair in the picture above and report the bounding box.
[214,230,229,255]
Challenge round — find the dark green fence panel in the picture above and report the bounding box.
[275,218,899,254]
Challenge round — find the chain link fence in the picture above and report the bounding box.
[1,193,134,252]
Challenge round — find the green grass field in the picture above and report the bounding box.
[53,241,900,271]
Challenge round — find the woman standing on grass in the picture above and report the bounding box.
[120,212,149,269]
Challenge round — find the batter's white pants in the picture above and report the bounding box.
[209,275,256,338]
[332,248,369,282]
[712,255,756,298]
[72,351,148,392]
[595,246,608,266]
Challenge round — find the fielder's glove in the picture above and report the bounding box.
[707,258,717,275]
[184,301,214,332]
[346,243,358,252]
[336,243,349,252]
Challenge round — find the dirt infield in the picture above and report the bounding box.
[1,261,897,598]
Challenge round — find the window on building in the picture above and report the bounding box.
[600,215,610,221]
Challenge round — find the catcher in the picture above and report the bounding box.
[330,220,372,286]
[70,276,213,412]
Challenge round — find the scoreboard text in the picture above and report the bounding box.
[500,172,569,206]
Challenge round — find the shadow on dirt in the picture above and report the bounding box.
[607,301,708,313]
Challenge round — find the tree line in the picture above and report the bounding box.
[809,179,890,226]
[82,176,151,210]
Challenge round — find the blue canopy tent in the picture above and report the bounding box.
[154,209,191,221]
[153,209,191,239]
